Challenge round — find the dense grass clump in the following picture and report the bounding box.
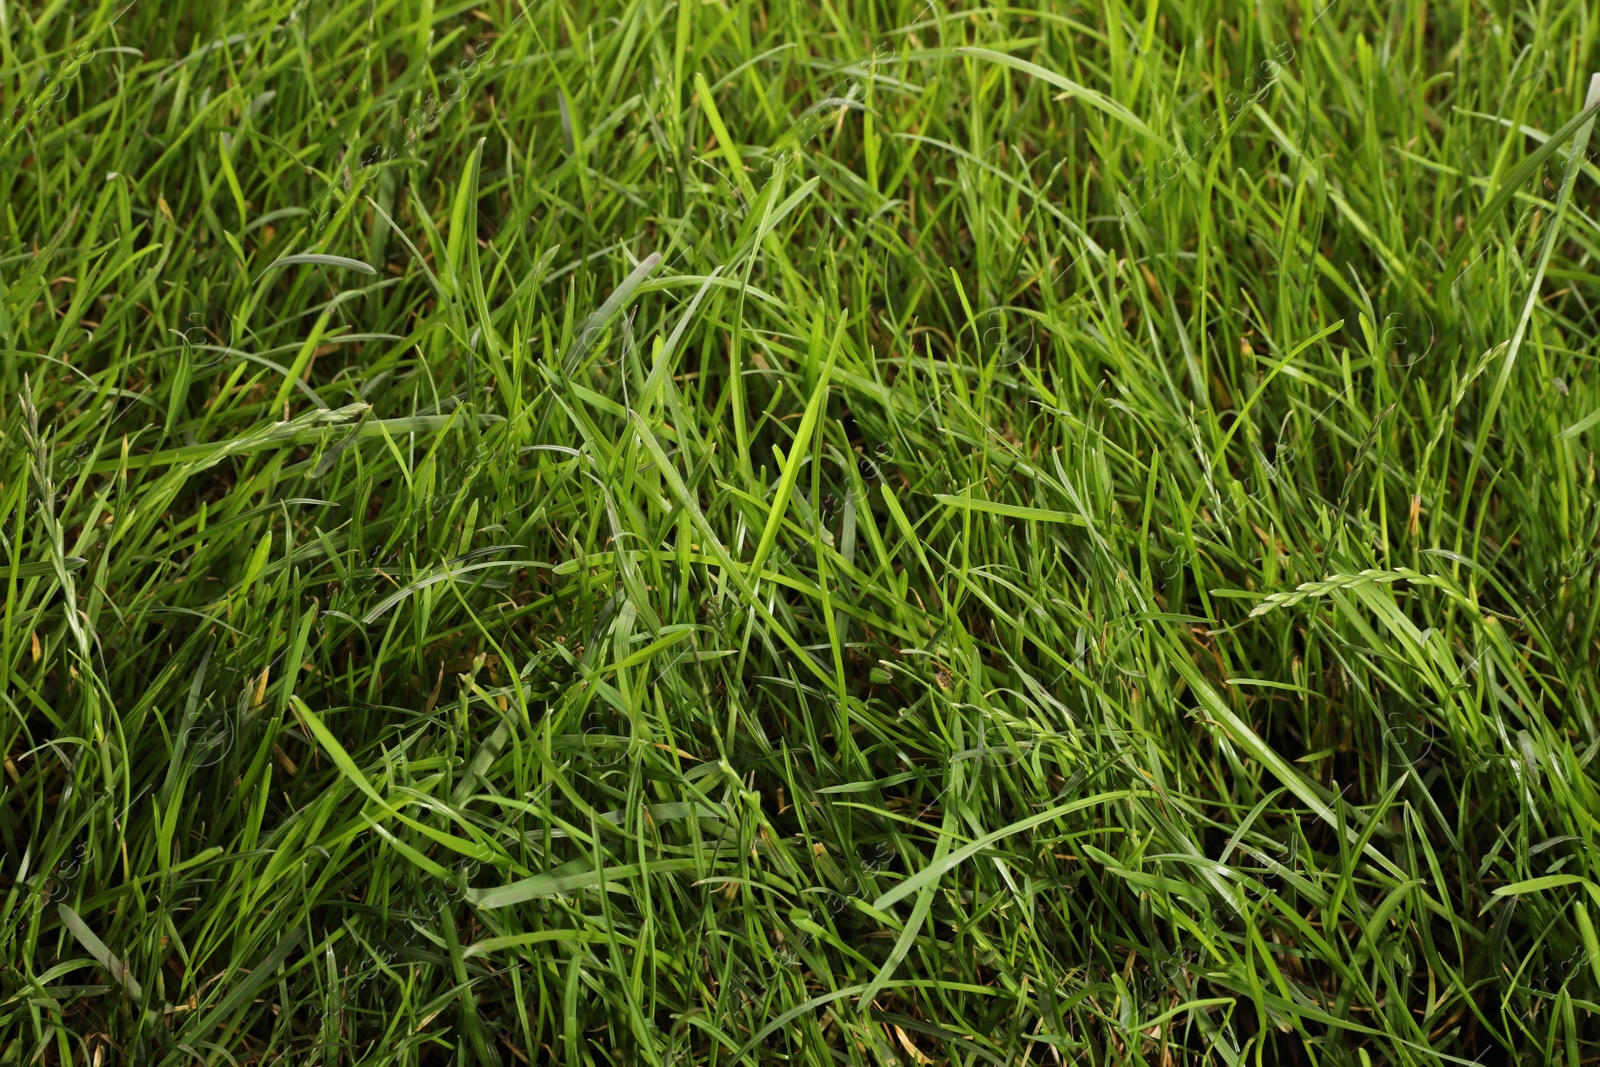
[6,0,1600,1062]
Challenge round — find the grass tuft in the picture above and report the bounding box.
[5,0,1600,1062]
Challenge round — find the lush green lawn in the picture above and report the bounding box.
[5,0,1600,1062]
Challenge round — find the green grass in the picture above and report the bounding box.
[5,0,1600,1061]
